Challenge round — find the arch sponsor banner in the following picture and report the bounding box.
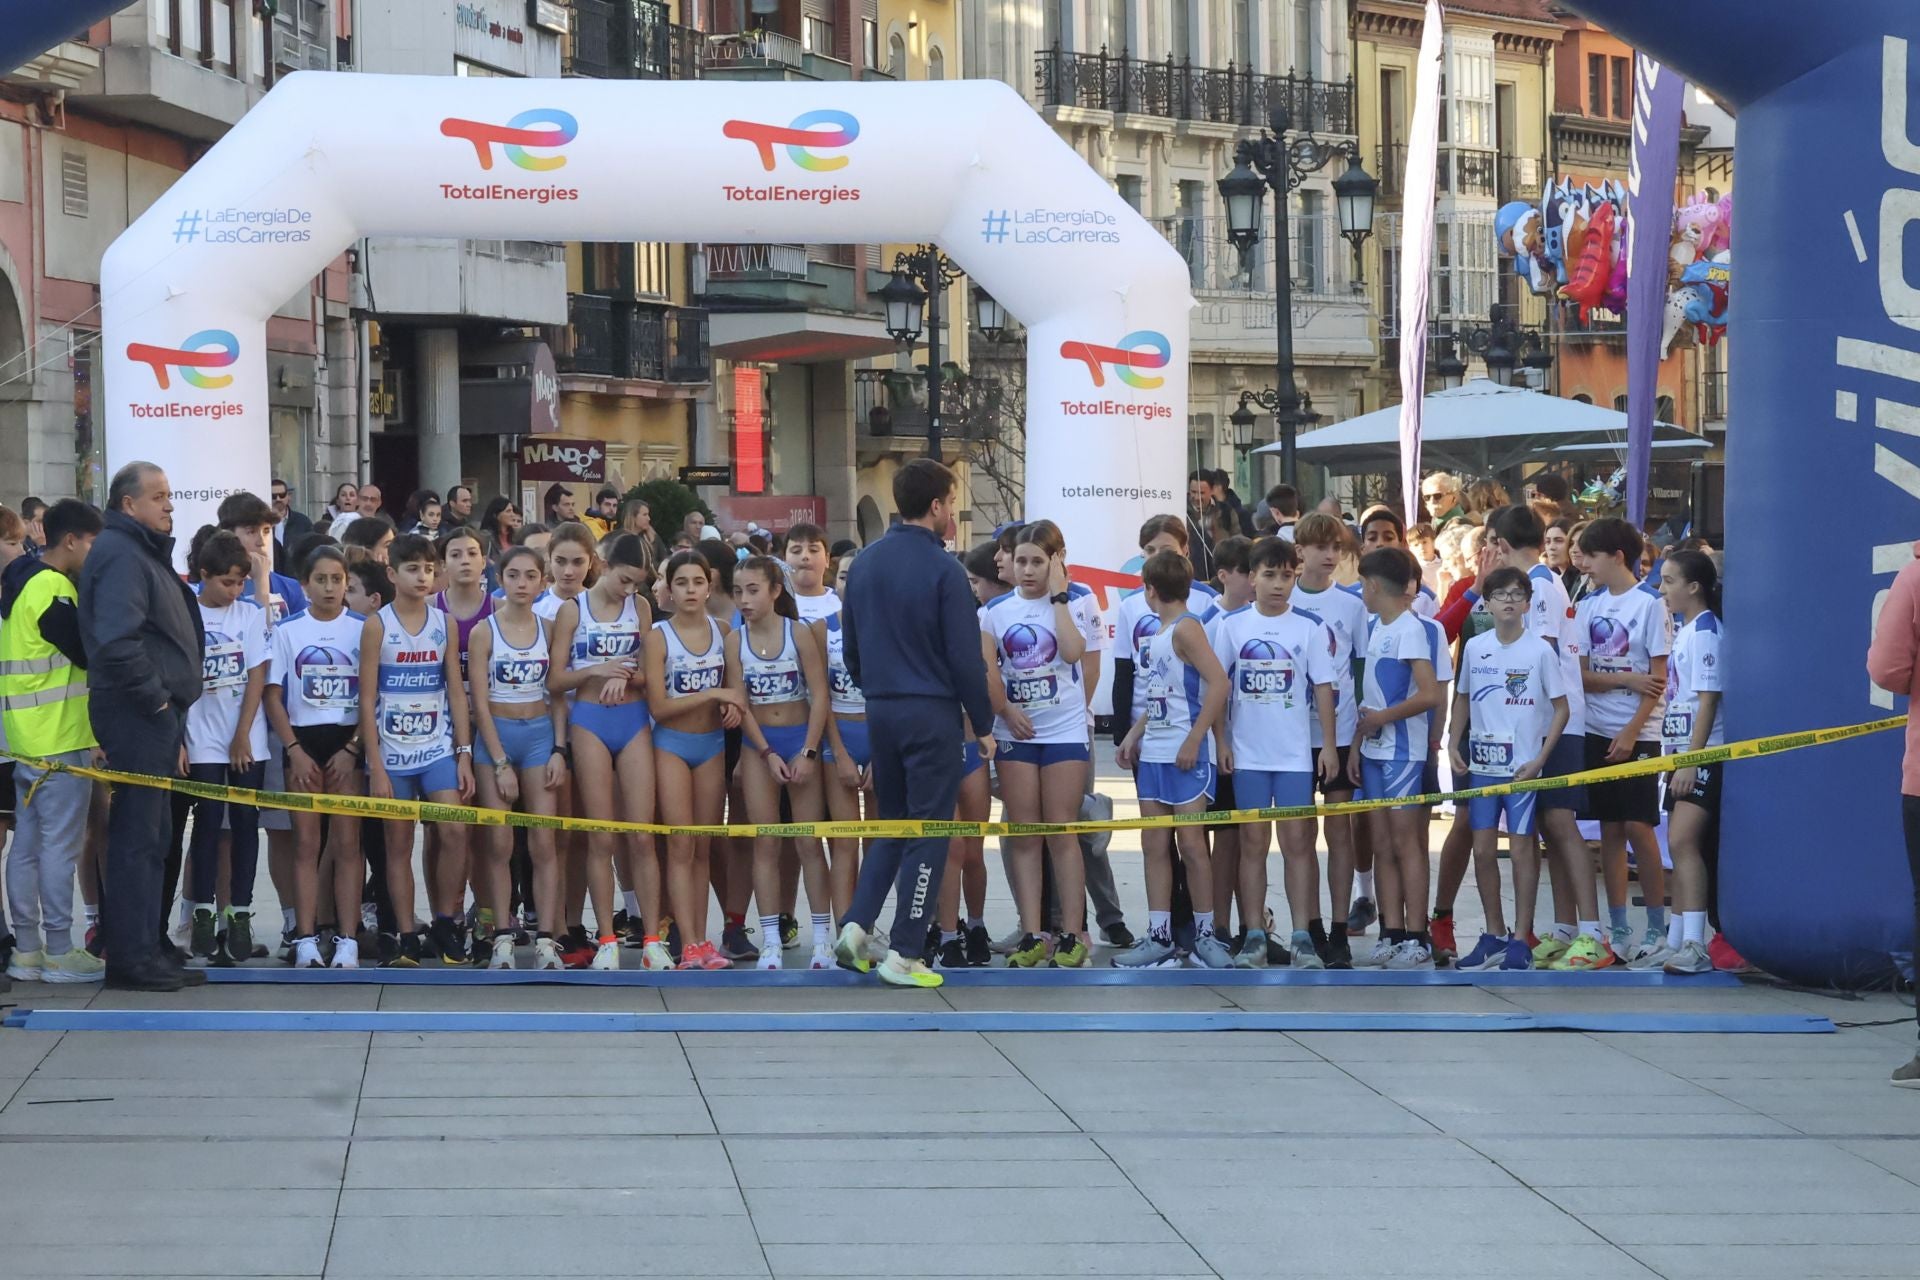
[103,75,1192,574]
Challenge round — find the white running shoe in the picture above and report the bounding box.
[641,940,674,970]
[866,928,891,964]
[489,934,516,970]
[533,938,563,970]
[42,949,105,983]
[1354,937,1396,969]
[1385,939,1434,970]
[809,944,834,970]
[292,937,324,969]
[329,936,359,969]
[590,940,620,971]
[758,945,782,970]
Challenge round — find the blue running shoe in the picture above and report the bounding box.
[1457,932,1507,971]
[1113,935,1180,968]
[1499,936,1534,970]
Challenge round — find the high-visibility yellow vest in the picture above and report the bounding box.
[0,568,93,756]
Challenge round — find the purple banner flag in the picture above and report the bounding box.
[1624,55,1686,526]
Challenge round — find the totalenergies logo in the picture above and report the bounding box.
[440,108,578,171]
[1059,331,1171,390]
[723,110,859,172]
[127,330,239,390]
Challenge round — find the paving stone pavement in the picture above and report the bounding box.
[3,753,1918,1276]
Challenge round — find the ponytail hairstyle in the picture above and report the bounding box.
[738,554,798,620]
[603,532,649,573]
[1664,548,1722,618]
[663,548,713,588]
[1014,517,1066,560]
[547,520,601,588]
[963,541,1008,590]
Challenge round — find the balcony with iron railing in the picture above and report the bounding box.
[853,368,1002,462]
[555,294,711,385]
[700,28,875,82]
[1157,213,1373,358]
[1703,369,1727,423]
[693,243,882,316]
[1498,155,1545,205]
[1376,143,1408,200]
[1437,147,1498,200]
[1034,46,1355,134]
[567,0,695,79]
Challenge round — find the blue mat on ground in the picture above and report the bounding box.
[197,965,1740,988]
[1,1008,1833,1034]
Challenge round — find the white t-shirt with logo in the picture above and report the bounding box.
[269,608,365,728]
[1525,563,1586,737]
[984,591,1087,745]
[792,588,841,623]
[1359,610,1436,764]
[188,599,270,765]
[1114,581,1219,727]
[1460,630,1563,777]
[1664,609,1724,750]
[1291,582,1368,748]
[1581,583,1672,742]
[1209,604,1339,773]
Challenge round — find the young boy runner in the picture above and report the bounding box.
[1447,566,1569,970]
[1204,535,1253,949]
[0,499,104,982]
[183,532,272,965]
[1349,548,1444,969]
[1290,513,1369,967]
[1577,517,1671,967]
[1210,537,1340,967]
[358,533,476,967]
[778,521,839,949]
[1114,550,1231,968]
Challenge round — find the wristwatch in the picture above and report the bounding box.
[802,746,819,761]
[1049,591,1071,605]
[455,744,473,757]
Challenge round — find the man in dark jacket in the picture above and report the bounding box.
[269,478,313,575]
[79,462,207,991]
[834,459,995,987]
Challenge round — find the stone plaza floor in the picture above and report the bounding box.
[2,751,1917,1277]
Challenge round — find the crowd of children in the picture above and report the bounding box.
[0,478,1728,981]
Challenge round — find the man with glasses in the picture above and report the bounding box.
[1421,472,1465,530]
[269,480,312,575]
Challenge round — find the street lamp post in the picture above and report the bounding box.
[1431,307,1555,390]
[881,244,966,459]
[1218,105,1377,488]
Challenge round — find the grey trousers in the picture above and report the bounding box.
[7,751,94,955]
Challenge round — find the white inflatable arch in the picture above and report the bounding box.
[102,73,1192,575]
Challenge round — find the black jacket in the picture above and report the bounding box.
[0,556,87,668]
[843,522,993,735]
[79,510,204,714]
[273,509,314,574]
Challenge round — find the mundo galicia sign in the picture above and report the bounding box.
[517,435,606,483]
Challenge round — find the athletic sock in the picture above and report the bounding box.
[1579,919,1605,943]
[761,916,783,951]
[1355,870,1375,900]
[1682,910,1708,945]
[1667,914,1685,950]
[1607,905,1631,933]
[1148,910,1172,944]
[1645,905,1667,936]
[84,905,99,928]
[1194,911,1215,939]
[1550,922,1577,943]
[942,931,961,946]
[622,891,641,919]
[281,907,297,934]
[811,913,831,946]
[965,915,984,931]
[1330,921,1348,943]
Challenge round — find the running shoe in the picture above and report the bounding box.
[1662,939,1713,975]
[1499,936,1534,971]
[1551,934,1615,971]
[1345,896,1378,935]
[924,921,942,962]
[532,937,563,970]
[218,910,252,966]
[756,942,782,970]
[1189,933,1233,970]
[623,913,649,949]
[1112,935,1179,968]
[1288,929,1324,971]
[489,934,516,970]
[1353,937,1396,969]
[293,937,325,969]
[1430,914,1458,965]
[1628,939,1677,970]
[399,931,428,967]
[41,949,105,983]
[1708,934,1754,973]
[331,936,359,970]
[429,917,468,965]
[278,929,296,964]
[1006,933,1053,968]
[833,922,872,974]
[1051,932,1089,968]
[640,939,675,971]
[1609,924,1635,965]
[1267,933,1295,967]
[809,943,834,970]
[6,949,44,982]
[991,927,1025,956]
[1325,934,1354,970]
[1100,921,1136,949]
[1232,930,1270,969]
[662,917,683,964]
[611,909,631,937]
[190,907,220,959]
[1531,934,1572,966]
[1385,938,1433,970]
[964,924,993,967]
[866,928,892,965]
[877,951,944,988]
[780,913,801,950]
[935,935,969,969]
[1457,933,1508,971]
[559,932,597,969]
[589,940,620,971]
[1893,1056,1920,1090]
[720,922,760,963]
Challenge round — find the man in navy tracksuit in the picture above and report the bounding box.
[835,459,996,987]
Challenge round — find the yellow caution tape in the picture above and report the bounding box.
[3,716,1903,840]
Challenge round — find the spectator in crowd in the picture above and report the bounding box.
[1265,484,1302,541]
[621,498,670,567]
[1529,471,1570,523]
[481,497,521,550]
[333,483,382,534]
[543,483,577,526]
[1868,546,1920,1087]
[1462,478,1511,524]
[683,508,707,544]
[401,489,441,537]
[340,514,396,564]
[270,479,314,574]
[1421,471,1465,529]
[1185,471,1219,582]
[1207,469,1256,536]
[80,462,208,992]
[21,496,46,551]
[583,487,620,539]
[444,484,476,528]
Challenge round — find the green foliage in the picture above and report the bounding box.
[625,479,712,535]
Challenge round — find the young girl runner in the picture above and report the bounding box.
[727,555,833,969]
[820,548,867,924]
[264,546,367,968]
[433,527,493,944]
[468,546,570,970]
[644,549,742,971]
[539,522,597,962]
[985,520,1092,968]
[547,532,657,970]
[1652,550,1722,976]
